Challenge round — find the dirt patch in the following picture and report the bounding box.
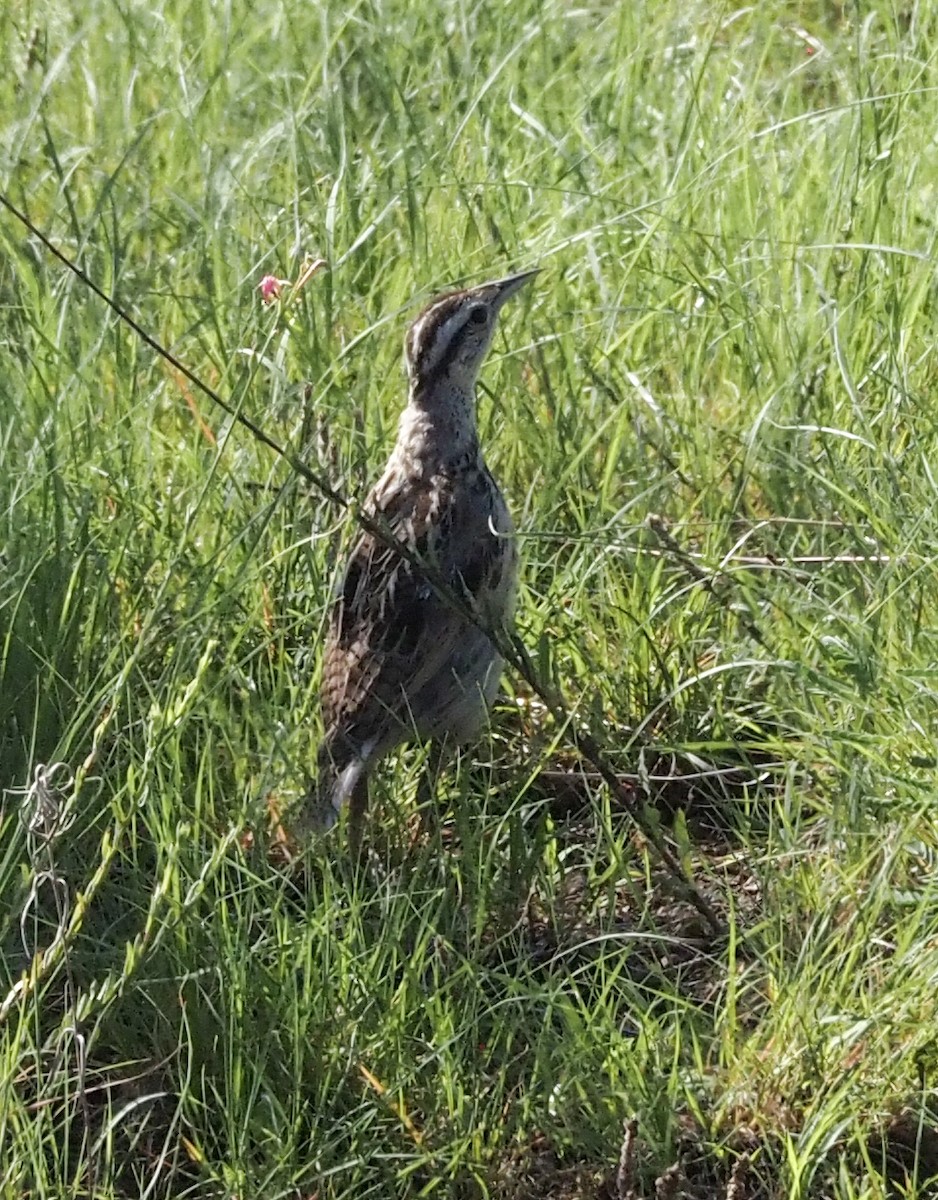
[490,1116,762,1200]
[871,1107,938,1195]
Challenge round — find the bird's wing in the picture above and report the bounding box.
[320,472,504,751]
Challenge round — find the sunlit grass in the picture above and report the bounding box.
[3,1,938,1196]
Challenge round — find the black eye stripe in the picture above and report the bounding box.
[434,323,465,376]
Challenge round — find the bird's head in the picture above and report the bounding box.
[404,269,538,398]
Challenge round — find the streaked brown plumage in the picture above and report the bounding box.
[305,269,538,850]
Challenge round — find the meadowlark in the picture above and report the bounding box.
[304,269,538,851]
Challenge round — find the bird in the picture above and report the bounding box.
[304,268,538,852]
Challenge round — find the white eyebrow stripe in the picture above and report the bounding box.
[412,301,470,376]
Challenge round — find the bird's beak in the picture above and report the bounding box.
[490,268,540,307]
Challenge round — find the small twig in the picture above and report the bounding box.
[616,1116,640,1200]
[654,1162,683,1199]
[537,762,780,788]
[641,546,896,568]
[726,1152,750,1200]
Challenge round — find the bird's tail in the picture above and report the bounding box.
[296,741,369,836]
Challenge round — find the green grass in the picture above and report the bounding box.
[3,0,938,1195]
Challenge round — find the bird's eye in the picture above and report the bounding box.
[468,305,488,325]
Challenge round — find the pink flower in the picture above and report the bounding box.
[258,259,326,306]
[258,274,289,304]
